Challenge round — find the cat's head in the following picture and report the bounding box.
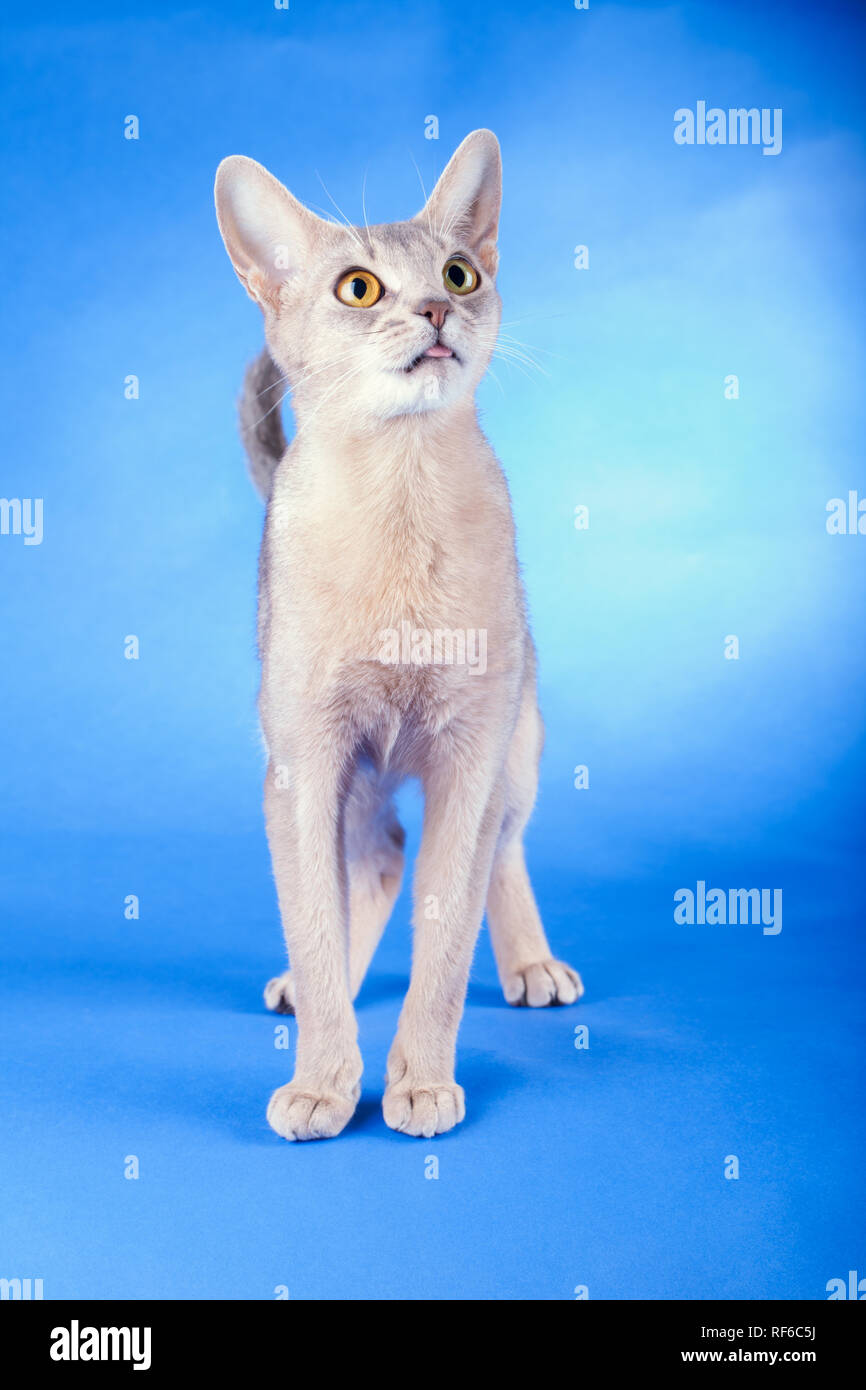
[215,130,502,426]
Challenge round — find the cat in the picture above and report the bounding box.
[214,129,583,1141]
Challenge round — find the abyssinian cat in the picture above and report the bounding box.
[214,129,583,1141]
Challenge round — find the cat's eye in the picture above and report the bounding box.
[335,269,383,308]
[442,256,479,295]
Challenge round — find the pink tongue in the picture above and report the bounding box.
[424,343,453,357]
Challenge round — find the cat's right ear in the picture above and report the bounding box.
[215,156,319,309]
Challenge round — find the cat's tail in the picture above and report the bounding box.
[238,348,287,501]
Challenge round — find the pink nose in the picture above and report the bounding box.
[417,300,450,330]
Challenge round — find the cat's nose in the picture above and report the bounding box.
[416,300,450,330]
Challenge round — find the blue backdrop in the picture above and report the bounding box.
[1,0,864,1299]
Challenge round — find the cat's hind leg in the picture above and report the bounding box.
[485,681,584,1007]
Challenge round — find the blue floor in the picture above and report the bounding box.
[2,0,865,1302]
[2,812,862,1300]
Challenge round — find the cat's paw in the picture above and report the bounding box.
[383,1082,466,1138]
[267,1082,359,1141]
[503,958,584,1007]
[264,971,295,1014]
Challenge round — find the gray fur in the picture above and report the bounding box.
[238,347,287,500]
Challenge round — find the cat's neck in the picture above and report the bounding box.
[293,399,487,489]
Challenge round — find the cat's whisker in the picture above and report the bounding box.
[478,325,551,363]
[292,370,358,437]
[436,196,458,243]
[498,333,565,361]
[475,333,549,378]
[243,385,292,433]
[484,364,506,397]
[314,171,368,252]
[306,201,355,233]
[252,372,289,401]
[271,350,355,398]
[243,349,361,428]
[494,340,551,376]
[288,347,360,388]
[292,360,370,441]
[491,326,574,368]
[482,337,546,378]
[491,349,537,385]
[409,153,434,240]
[496,350,548,379]
[499,310,580,329]
[438,188,477,246]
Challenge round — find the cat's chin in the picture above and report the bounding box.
[373,364,470,419]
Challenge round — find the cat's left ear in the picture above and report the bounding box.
[416,129,501,276]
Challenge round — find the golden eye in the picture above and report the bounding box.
[442,256,479,295]
[335,269,383,307]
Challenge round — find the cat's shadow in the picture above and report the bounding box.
[346,1046,519,1140]
[7,956,538,1144]
[355,971,504,1010]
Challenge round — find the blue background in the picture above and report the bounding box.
[1,0,864,1299]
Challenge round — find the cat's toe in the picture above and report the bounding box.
[383,1082,466,1138]
[264,971,295,1014]
[504,958,583,1007]
[267,1083,357,1141]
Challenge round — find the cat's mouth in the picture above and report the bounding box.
[403,343,460,373]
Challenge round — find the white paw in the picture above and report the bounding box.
[503,958,584,1007]
[264,971,295,1014]
[267,1082,359,1141]
[383,1082,466,1138]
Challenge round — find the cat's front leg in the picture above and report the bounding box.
[263,742,361,1141]
[384,736,507,1138]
